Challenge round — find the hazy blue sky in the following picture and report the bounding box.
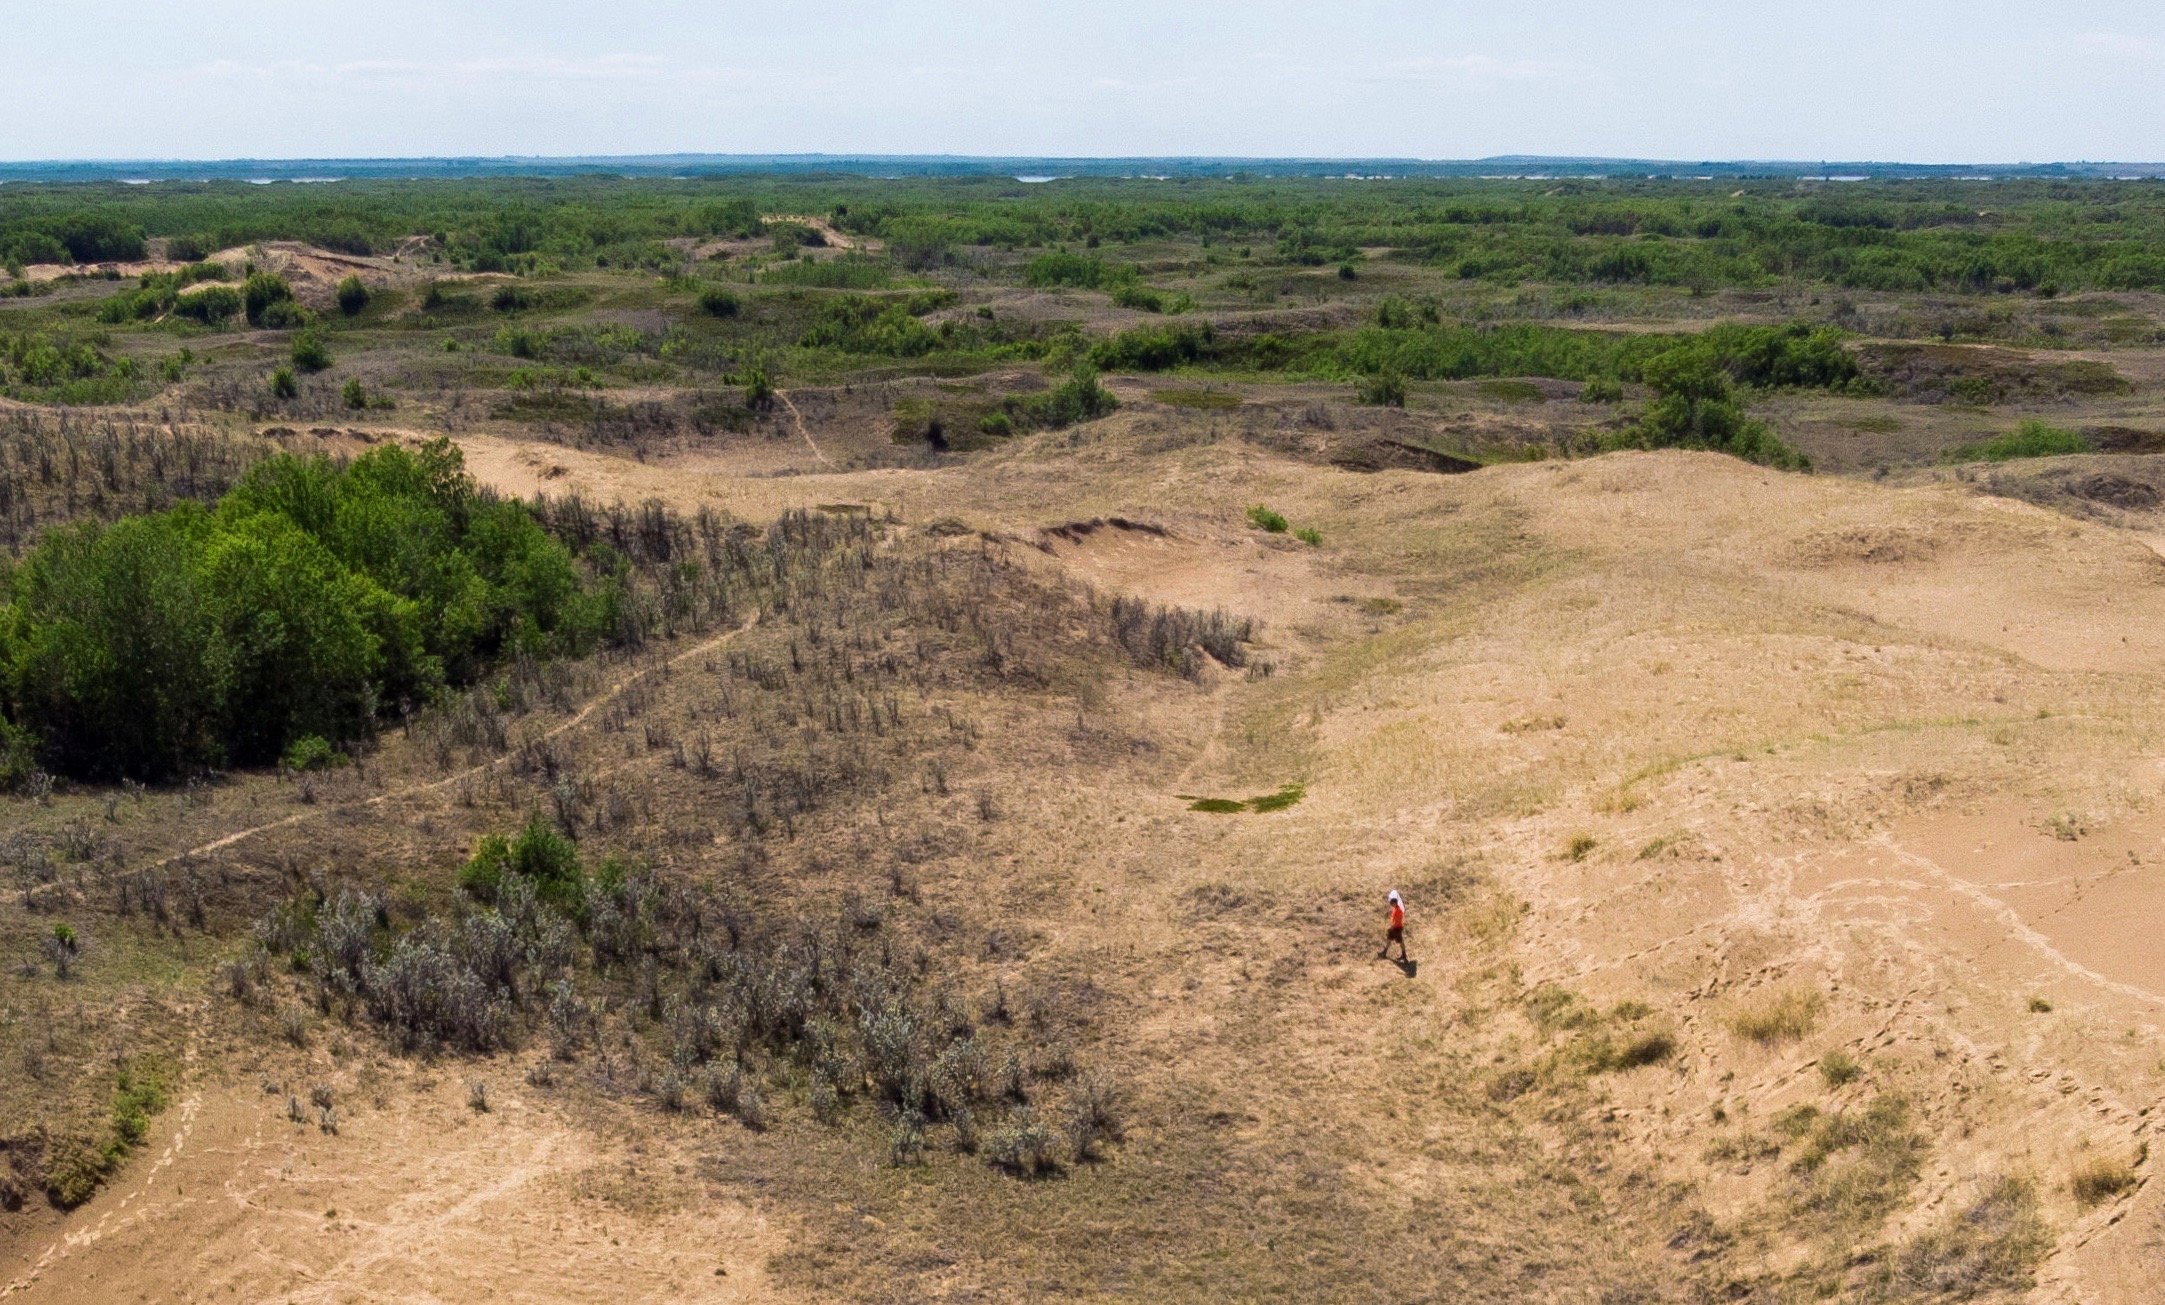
[9,1,2165,161]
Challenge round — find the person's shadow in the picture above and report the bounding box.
[1391,957,1418,978]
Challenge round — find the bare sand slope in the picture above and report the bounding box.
[445,424,2165,1293]
[3,1065,785,1305]
[20,416,2165,1297]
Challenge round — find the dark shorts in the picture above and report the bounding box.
[1386,926,1404,941]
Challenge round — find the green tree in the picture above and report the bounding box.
[243,273,294,327]
[5,511,231,778]
[197,512,385,763]
[290,330,331,372]
[1616,347,1810,471]
[335,275,370,316]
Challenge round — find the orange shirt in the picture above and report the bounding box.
[1388,902,1404,930]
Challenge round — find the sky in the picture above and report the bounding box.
[8,1,2165,163]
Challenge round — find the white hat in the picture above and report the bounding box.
[1387,890,1401,905]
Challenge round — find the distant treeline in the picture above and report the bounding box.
[1082,317,1858,389]
[8,176,2165,291]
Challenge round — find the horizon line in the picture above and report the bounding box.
[3,152,2163,168]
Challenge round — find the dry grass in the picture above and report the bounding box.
[1870,1175,2050,1301]
[1727,987,1826,1045]
[2070,1154,2139,1206]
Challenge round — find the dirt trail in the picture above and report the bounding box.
[23,617,755,911]
[772,391,836,470]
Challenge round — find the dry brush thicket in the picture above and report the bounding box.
[0,409,279,549]
[199,502,1238,1182]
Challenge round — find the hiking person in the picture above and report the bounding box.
[1381,890,1407,962]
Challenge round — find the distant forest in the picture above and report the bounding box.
[9,174,2165,293]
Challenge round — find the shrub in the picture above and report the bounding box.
[496,325,543,359]
[1375,297,1438,329]
[1025,250,1126,290]
[269,366,298,399]
[889,1110,927,1166]
[1245,783,1305,813]
[697,285,741,318]
[1294,526,1322,546]
[1580,376,1624,403]
[1007,365,1116,430]
[243,273,293,327]
[1611,349,1810,471]
[280,734,343,773]
[45,1060,172,1208]
[1945,419,2092,463]
[739,362,774,411]
[1110,283,1188,313]
[1108,597,1251,679]
[1063,1077,1122,1162]
[0,328,146,403]
[796,293,950,357]
[1356,369,1407,407]
[809,1072,841,1124]
[985,1106,1060,1176]
[342,377,366,409]
[762,256,892,289]
[174,285,243,325]
[1819,1049,1861,1087]
[889,397,941,446]
[290,330,331,372]
[462,813,587,917]
[335,275,370,316]
[1087,322,1213,371]
[1246,505,1289,533]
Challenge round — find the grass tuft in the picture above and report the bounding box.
[1727,988,1824,1044]
[2070,1155,2138,1206]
